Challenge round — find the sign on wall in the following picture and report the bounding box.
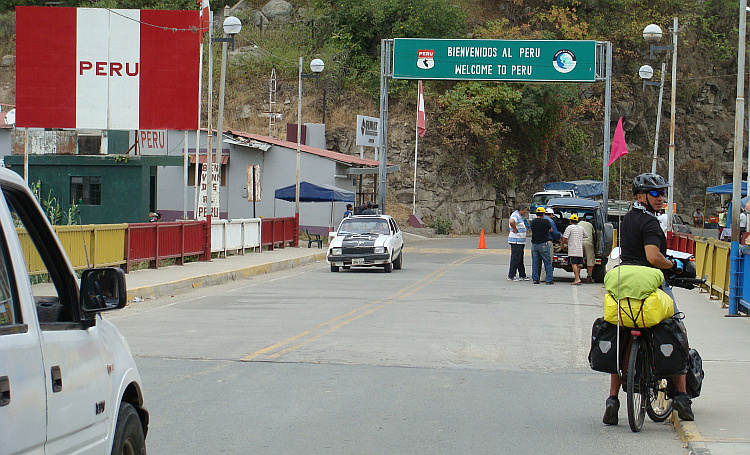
[137,130,168,154]
[355,115,381,147]
[393,38,597,82]
[247,165,261,202]
[15,7,201,130]
[197,163,220,219]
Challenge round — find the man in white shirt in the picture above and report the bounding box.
[508,204,530,281]
[740,209,747,232]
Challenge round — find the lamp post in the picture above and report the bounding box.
[642,20,678,231]
[638,62,666,175]
[295,57,324,235]
[206,14,241,222]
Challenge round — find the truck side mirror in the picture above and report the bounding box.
[80,267,127,313]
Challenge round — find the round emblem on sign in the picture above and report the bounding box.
[552,50,577,73]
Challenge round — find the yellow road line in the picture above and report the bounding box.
[241,254,478,362]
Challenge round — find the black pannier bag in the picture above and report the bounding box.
[589,317,629,374]
[686,349,704,398]
[650,317,689,377]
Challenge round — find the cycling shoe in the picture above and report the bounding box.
[673,394,694,421]
[603,396,620,425]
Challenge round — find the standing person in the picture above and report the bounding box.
[508,204,530,281]
[540,208,561,282]
[740,208,747,233]
[343,204,353,219]
[692,207,703,228]
[561,214,587,285]
[530,207,554,284]
[579,214,596,283]
[603,172,693,425]
[718,207,727,238]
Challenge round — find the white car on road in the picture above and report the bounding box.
[327,215,404,272]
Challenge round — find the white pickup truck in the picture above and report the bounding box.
[0,168,147,454]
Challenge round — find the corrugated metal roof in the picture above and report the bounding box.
[227,130,380,167]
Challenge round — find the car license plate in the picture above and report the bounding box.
[352,258,364,265]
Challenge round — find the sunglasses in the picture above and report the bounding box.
[648,190,666,197]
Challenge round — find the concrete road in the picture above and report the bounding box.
[107,235,688,454]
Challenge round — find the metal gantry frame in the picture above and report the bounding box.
[378,39,613,216]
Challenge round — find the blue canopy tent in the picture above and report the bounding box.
[274,182,355,229]
[705,182,748,195]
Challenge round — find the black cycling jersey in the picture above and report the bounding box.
[620,205,667,270]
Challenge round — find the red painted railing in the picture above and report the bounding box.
[666,231,695,256]
[125,220,209,272]
[261,217,298,249]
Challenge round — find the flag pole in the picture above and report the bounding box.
[194,39,204,219]
[412,127,418,215]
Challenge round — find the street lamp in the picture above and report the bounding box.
[295,57,324,240]
[205,14,242,223]
[642,19,678,231]
[639,61,666,175]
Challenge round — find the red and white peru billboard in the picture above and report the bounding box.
[16,7,201,130]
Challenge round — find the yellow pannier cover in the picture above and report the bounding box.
[604,289,674,328]
[604,265,664,300]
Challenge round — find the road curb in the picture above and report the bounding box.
[126,252,326,302]
[672,414,710,455]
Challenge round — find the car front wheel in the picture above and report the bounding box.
[111,402,146,455]
[330,264,340,272]
[393,251,402,270]
[383,262,392,273]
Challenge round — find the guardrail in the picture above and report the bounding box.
[211,218,262,256]
[261,217,297,249]
[125,220,208,272]
[666,231,696,256]
[19,224,129,274]
[693,236,731,306]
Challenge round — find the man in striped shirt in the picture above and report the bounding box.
[561,214,587,285]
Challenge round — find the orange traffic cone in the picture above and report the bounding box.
[478,229,486,249]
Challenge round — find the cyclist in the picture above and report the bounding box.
[603,172,694,425]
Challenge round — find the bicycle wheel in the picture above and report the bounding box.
[626,339,647,432]
[647,378,674,422]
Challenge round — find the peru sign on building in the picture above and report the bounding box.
[393,38,597,83]
[16,7,201,130]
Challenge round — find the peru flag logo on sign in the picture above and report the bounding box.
[16,7,201,130]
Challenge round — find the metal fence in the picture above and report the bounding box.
[19,217,298,275]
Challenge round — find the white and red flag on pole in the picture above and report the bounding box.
[417,80,426,137]
[16,7,200,130]
[199,0,210,40]
[607,117,629,166]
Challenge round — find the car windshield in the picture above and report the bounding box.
[532,194,557,206]
[338,218,390,235]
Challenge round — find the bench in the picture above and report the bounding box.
[305,229,323,249]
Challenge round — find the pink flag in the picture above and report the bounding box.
[607,117,628,166]
[417,80,426,137]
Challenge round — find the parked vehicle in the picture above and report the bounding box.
[543,180,604,198]
[0,167,148,454]
[546,197,614,282]
[327,215,404,273]
[529,190,575,219]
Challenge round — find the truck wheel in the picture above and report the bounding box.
[593,264,606,283]
[112,402,146,455]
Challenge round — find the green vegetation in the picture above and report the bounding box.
[30,181,79,226]
[429,217,452,235]
[1,0,744,201]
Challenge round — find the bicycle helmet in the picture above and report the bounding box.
[632,172,671,195]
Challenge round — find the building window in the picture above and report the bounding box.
[70,176,101,205]
[187,163,227,186]
[78,135,101,155]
